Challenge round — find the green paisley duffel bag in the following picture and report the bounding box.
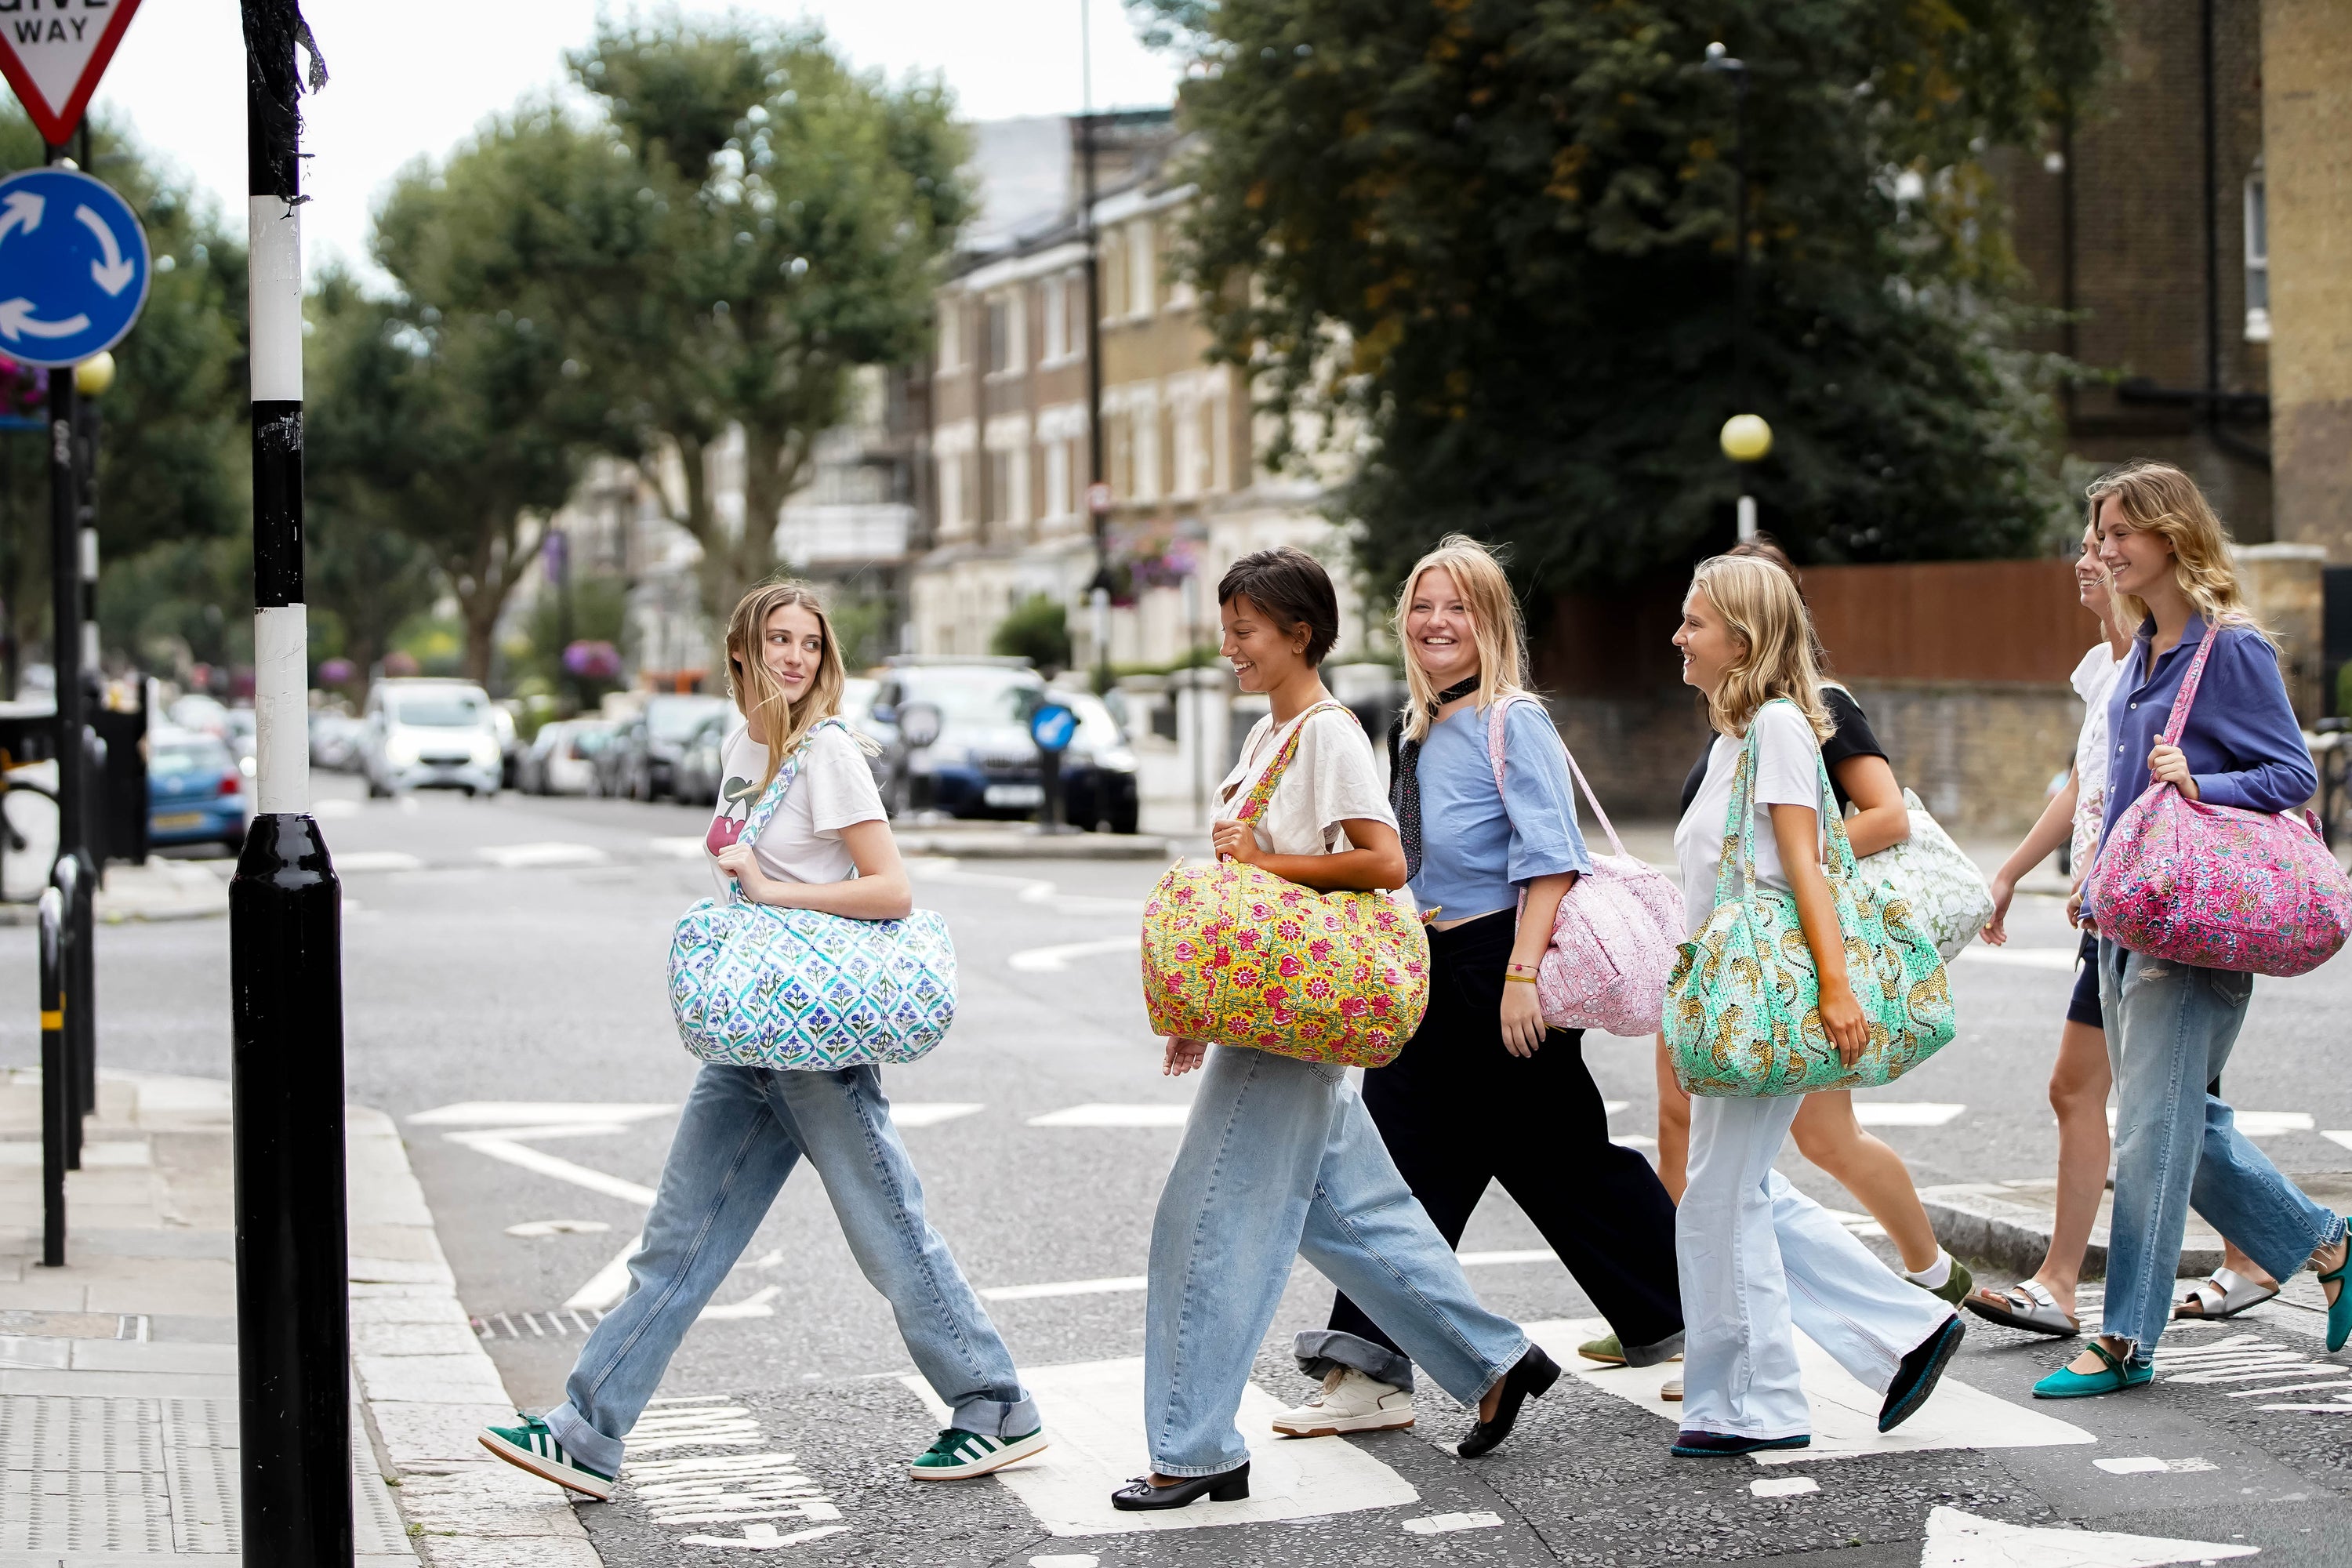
[1666,700,1955,1098]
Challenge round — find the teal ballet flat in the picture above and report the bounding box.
[2320,1238,2351,1354]
[2031,1341,2153,1399]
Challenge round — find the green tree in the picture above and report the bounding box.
[1138,0,2111,593]
[318,109,637,684]
[991,592,1072,672]
[564,16,972,628]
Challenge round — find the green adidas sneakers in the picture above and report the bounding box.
[479,1414,616,1501]
[908,1425,1050,1481]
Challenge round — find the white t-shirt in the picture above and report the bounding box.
[1672,700,1828,937]
[1217,705,1395,858]
[2068,642,2128,876]
[702,720,886,898]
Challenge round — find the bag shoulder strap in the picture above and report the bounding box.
[738,717,851,853]
[2157,624,2220,748]
[1715,699,1854,912]
[1234,701,1352,826]
[1485,692,1628,860]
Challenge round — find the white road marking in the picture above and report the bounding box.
[506,1218,612,1238]
[569,1234,644,1312]
[680,1523,851,1550]
[624,1399,767,1453]
[1613,1134,1659,1149]
[700,1286,782,1322]
[1919,1504,2257,1566]
[982,1276,1149,1302]
[1533,1317,2095,1463]
[2094,1456,2218,1475]
[1029,1103,1190,1127]
[909,859,1145,917]
[892,1102,986,1127]
[412,1102,677,1127]
[2325,1131,2352,1154]
[1851,1102,1967,1127]
[444,1133,659,1206]
[336,850,425,873]
[311,797,360,818]
[899,1355,1417,1535]
[1751,1476,1819,1497]
[1029,1556,1102,1568]
[1460,1249,1559,1267]
[2111,1108,2310,1135]
[479,840,612,868]
[1955,946,2079,971]
[627,1412,847,1545]
[650,836,706,858]
[1403,1512,1504,1534]
[1011,935,1143,973]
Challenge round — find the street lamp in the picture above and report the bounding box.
[1703,41,1765,542]
[73,350,114,397]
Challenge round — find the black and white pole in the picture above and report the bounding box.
[234,5,350,1564]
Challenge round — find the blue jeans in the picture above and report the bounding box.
[1144,1045,1528,1477]
[2096,938,2344,1359]
[544,1062,1035,1476]
[1677,1094,1953,1439]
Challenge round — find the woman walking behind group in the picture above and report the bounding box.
[1653,538,1971,1320]
[481,583,1045,1499]
[1277,538,1683,1439]
[1119,546,1556,1512]
[2029,462,2350,1398]
[1668,555,1962,1457]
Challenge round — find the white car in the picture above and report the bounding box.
[361,679,503,798]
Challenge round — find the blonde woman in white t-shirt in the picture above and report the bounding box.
[481,582,1046,1501]
[1666,555,1960,1458]
[1114,547,1553,1514]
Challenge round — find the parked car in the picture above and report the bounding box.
[147,727,248,854]
[361,678,503,797]
[671,711,731,807]
[492,703,521,789]
[307,710,364,772]
[869,659,1047,820]
[517,719,609,795]
[613,693,732,802]
[1059,691,1142,835]
[168,693,229,737]
[220,707,258,778]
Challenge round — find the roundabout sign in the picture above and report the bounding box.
[0,166,150,367]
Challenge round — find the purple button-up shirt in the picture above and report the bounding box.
[2097,613,2318,855]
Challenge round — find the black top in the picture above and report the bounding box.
[1679,685,1888,817]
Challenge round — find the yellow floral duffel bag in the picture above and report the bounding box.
[1139,705,1430,1068]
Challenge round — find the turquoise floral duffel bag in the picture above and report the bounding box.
[1665,700,1954,1098]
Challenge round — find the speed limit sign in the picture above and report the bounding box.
[1086,482,1113,515]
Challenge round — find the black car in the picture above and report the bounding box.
[611,694,732,802]
[870,660,1139,833]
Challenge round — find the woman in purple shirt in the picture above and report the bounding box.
[2034,462,2351,1398]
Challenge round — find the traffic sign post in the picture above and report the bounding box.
[0,168,151,367]
[1029,699,1079,832]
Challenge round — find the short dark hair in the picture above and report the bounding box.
[1218,546,1340,666]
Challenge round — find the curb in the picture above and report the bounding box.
[1919,1182,2220,1281]
[349,1106,603,1566]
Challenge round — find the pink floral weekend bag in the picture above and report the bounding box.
[1486,697,1684,1035]
[2085,627,2351,977]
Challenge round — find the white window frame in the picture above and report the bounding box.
[1042,275,1069,363]
[937,299,963,372]
[2244,173,2270,343]
[1127,218,1156,321]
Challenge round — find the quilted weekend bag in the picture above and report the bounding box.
[1140,702,1430,1068]
[669,718,958,1069]
[2085,627,2351,977]
[1854,789,1995,962]
[1484,696,1684,1036]
[1666,701,1955,1097]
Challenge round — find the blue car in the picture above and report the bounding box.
[147,728,249,852]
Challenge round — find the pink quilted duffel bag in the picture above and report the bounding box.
[1487,698,1684,1036]
[2086,629,2352,977]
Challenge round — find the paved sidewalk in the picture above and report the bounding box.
[0,1069,600,1567]
[0,858,230,928]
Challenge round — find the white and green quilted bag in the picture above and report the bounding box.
[667,719,956,1069]
[1665,701,1955,1098]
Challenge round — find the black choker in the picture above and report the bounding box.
[1425,675,1480,717]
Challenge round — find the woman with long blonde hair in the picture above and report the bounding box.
[1667,554,1960,1457]
[2029,462,2350,1396]
[481,580,1049,1500]
[1273,536,1683,1440]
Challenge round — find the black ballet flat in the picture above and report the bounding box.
[1457,1344,1560,1458]
[1110,1463,1251,1512]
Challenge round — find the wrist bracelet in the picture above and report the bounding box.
[1504,973,1537,985]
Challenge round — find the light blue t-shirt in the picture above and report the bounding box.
[1409,700,1592,921]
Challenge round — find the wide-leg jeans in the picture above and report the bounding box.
[2096,938,2343,1360]
[544,1062,1036,1476]
[1144,1044,1529,1477]
[1677,1094,1953,1440]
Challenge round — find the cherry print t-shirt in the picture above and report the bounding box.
[704,721,885,898]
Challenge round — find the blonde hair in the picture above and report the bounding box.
[1394,535,1531,742]
[724,579,851,789]
[1687,554,1832,742]
[2085,460,2270,645]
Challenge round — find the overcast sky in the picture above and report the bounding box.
[90,0,1182,283]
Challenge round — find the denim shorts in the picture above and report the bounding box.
[2065,927,2102,1029]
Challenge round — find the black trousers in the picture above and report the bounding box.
[1327,909,1684,1360]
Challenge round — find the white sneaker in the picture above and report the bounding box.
[1271,1367,1414,1436]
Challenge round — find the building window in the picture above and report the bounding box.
[985,292,1025,376]
[1127,218,1155,319]
[937,300,963,372]
[1066,269,1088,355]
[1108,410,1134,499]
[1043,436,1071,519]
[1101,230,1129,320]
[1042,276,1068,362]
[2245,174,2270,343]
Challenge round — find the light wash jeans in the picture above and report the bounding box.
[1145,1045,1528,1477]
[2096,938,2344,1360]
[1678,1094,1953,1440]
[544,1062,1035,1476]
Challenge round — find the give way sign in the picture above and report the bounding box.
[0,0,146,147]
